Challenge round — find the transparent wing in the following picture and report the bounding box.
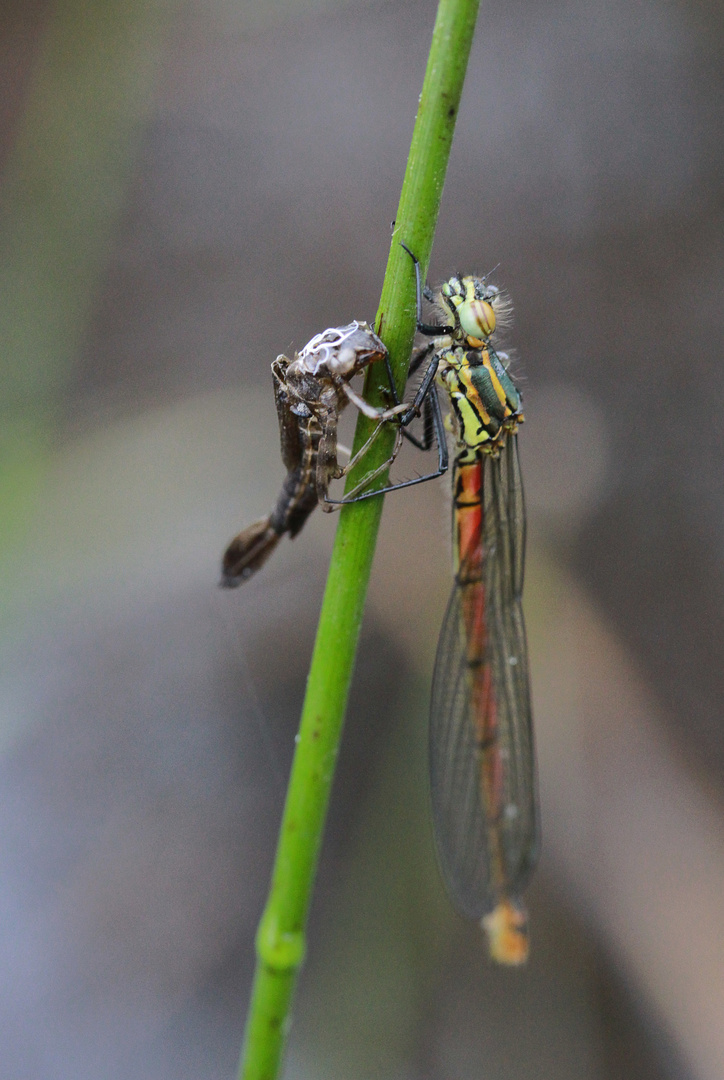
[430,585,491,918]
[484,438,539,889]
[429,436,539,920]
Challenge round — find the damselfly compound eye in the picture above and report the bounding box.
[458,298,496,341]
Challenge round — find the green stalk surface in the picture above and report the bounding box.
[238,2,480,1077]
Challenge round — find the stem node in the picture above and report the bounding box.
[256,912,306,972]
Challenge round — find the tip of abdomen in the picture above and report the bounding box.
[481,897,530,965]
[220,517,280,587]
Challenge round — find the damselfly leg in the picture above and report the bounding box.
[321,343,449,505]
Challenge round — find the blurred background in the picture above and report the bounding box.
[1,0,723,1077]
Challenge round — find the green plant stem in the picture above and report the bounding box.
[238,2,480,1077]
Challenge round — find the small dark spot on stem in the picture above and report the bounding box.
[448,105,456,118]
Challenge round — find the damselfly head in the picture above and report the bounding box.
[295,321,387,378]
[438,274,511,346]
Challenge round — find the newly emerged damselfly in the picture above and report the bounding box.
[400,245,539,964]
[221,321,412,586]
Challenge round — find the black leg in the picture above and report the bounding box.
[377,341,438,428]
[400,242,454,336]
[323,384,448,505]
[399,375,438,451]
[398,399,432,452]
[396,345,439,426]
[408,341,435,378]
[382,350,402,407]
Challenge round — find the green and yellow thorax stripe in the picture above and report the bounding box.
[438,344,523,459]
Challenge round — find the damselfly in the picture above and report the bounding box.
[221,321,414,586]
[400,245,539,964]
